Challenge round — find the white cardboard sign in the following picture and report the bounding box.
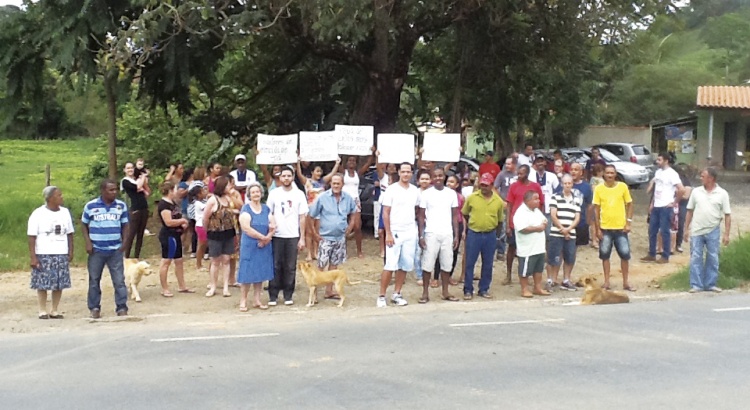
[335,125,373,155]
[377,133,415,164]
[299,131,338,162]
[421,133,461,162]
[256,133,298,165]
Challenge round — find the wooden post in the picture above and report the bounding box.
[45,164,50,187]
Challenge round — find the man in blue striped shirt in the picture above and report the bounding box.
[82,179,130,318]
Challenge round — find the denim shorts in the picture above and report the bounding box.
[599,230,631,261]
[547,235,576,266]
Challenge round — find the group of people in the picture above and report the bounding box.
[26,142,732,318]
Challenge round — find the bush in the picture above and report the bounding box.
[84,102,221,194]
[660,234,750,290]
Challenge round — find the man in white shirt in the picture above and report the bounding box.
[513,190,550,298]
[378,163,421,307]
[417,168,460,303]
[530,156,559,234]
[517,143,534,168]
[229,154,257,203]
[641,153,684,264]
[266,167,308,306]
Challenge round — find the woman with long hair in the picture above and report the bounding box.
[206,162,224,193]
[202,176,237,297]
[156,181,194,297]
[342,148,376,258]
[121,161,150,258]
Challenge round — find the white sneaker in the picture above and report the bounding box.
[284,300,294,306]
[268,300,277,306]
[390,293,408,306]
[376,296,387,308]
[709,286,722,293]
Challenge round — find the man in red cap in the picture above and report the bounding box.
[460,172,505,299]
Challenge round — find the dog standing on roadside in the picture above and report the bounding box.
[124,258,154,302]
[298,262,359,308]
[579,275,630,305]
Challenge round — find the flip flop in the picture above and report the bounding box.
[623,286,637,292]
[38,313,49,320]
[324,295,341,300]
[161,291,174,298]
[418,297,429,304]
[441,295,459,302]
[49,313,64,319]
[253,304,269,310]
[178,289,195,294]
[205,289,216,297]
[223,291,232,298]
[521,293,533,298]
[239,306,248,312]
[430,280,439,288]
[449,279,458,286]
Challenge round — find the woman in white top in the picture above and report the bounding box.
[342,148,376,258]
[27,186,74,319]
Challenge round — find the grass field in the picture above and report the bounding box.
[660,234,750,291]
[0,139,98,271]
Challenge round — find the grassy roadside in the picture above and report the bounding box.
[660,235,750,290]
[0,139,98,271]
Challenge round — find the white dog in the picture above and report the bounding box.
[124,259,153,302]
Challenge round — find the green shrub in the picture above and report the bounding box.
[660,234,750,290]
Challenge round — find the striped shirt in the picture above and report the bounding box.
[81,197,129,252]
[549,192,581,238]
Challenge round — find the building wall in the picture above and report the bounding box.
[578,126,651,147]
[696,109,750,169]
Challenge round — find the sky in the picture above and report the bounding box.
[0,0,24,7]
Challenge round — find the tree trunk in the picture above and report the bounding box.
[104,75,118,179]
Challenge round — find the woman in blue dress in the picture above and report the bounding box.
[237,182,276,311]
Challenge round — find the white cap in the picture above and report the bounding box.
[234,154,247,162]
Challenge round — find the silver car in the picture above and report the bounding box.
[582,147,650,187]
[595,143,656,177]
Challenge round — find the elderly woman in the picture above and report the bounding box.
[157,181,194,297]
[27,186,74,319]
[237,182,276,311]
[203,176,237,297]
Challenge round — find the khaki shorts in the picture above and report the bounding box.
[421,232,454,273]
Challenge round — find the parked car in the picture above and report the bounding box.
[581,147,650,188]
[533,149,589,172]
[359,156,480,228]
[594,143,656,177]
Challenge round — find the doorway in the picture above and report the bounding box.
[723,122,738,170]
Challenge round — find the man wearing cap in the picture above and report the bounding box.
[229,154,257,202]
[461,172,504,299]
[478,151,501,181]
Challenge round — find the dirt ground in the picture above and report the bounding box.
[3,190,749,334]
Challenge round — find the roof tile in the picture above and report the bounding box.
[697,86,750,109]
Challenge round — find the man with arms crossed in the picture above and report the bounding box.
[593,164,635,291]
[513,191,550,298]
[266,168,308,306]
[684,167,731,293]
[504,165,543,285]
[308,174,357,300]
[417,168,460,303]
[378,163,421,307]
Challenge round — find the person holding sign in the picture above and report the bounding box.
[342,147,376,258]
[297,157,341,262]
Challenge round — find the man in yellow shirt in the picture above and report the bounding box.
[592,165,635,291]
[461,173,505,299]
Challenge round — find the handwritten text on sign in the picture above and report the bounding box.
[377,133,415,164]
[299,131,338,162]
[421,133,460,162]
[256,134,298,165]
[335,125,373,155]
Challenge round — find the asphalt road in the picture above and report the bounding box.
[1,293,749,409]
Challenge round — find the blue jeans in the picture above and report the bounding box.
[87,250,128,312]
[676,200,688,248]
[414,240,423,281]
[464,230,495,295]
[649,207,672,259]
[689,226,720,290]
[495,222,507,257]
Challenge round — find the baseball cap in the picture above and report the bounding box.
[479,173,494,186]
[234,154,247,161]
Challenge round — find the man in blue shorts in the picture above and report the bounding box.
[378,163,420,307]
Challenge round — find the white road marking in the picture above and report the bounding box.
[449,318,565,328]
[713,307,750,312]
[151,333,279,343]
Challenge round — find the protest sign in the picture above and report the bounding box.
[335,125,373,155]
[256,133,298,164]
[421,133,460,162]
[299,131,338,162]
[377,133,415,164]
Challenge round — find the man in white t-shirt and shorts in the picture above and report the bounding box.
[417,168,460,303]
[641,152,683,264]
[513,191,550,298]
[378,163,420,307]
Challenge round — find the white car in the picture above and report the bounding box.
[581,147,650,187]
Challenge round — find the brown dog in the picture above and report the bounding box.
[298,262,359,308]
[124,258,154,302]
[579,275,630,305]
